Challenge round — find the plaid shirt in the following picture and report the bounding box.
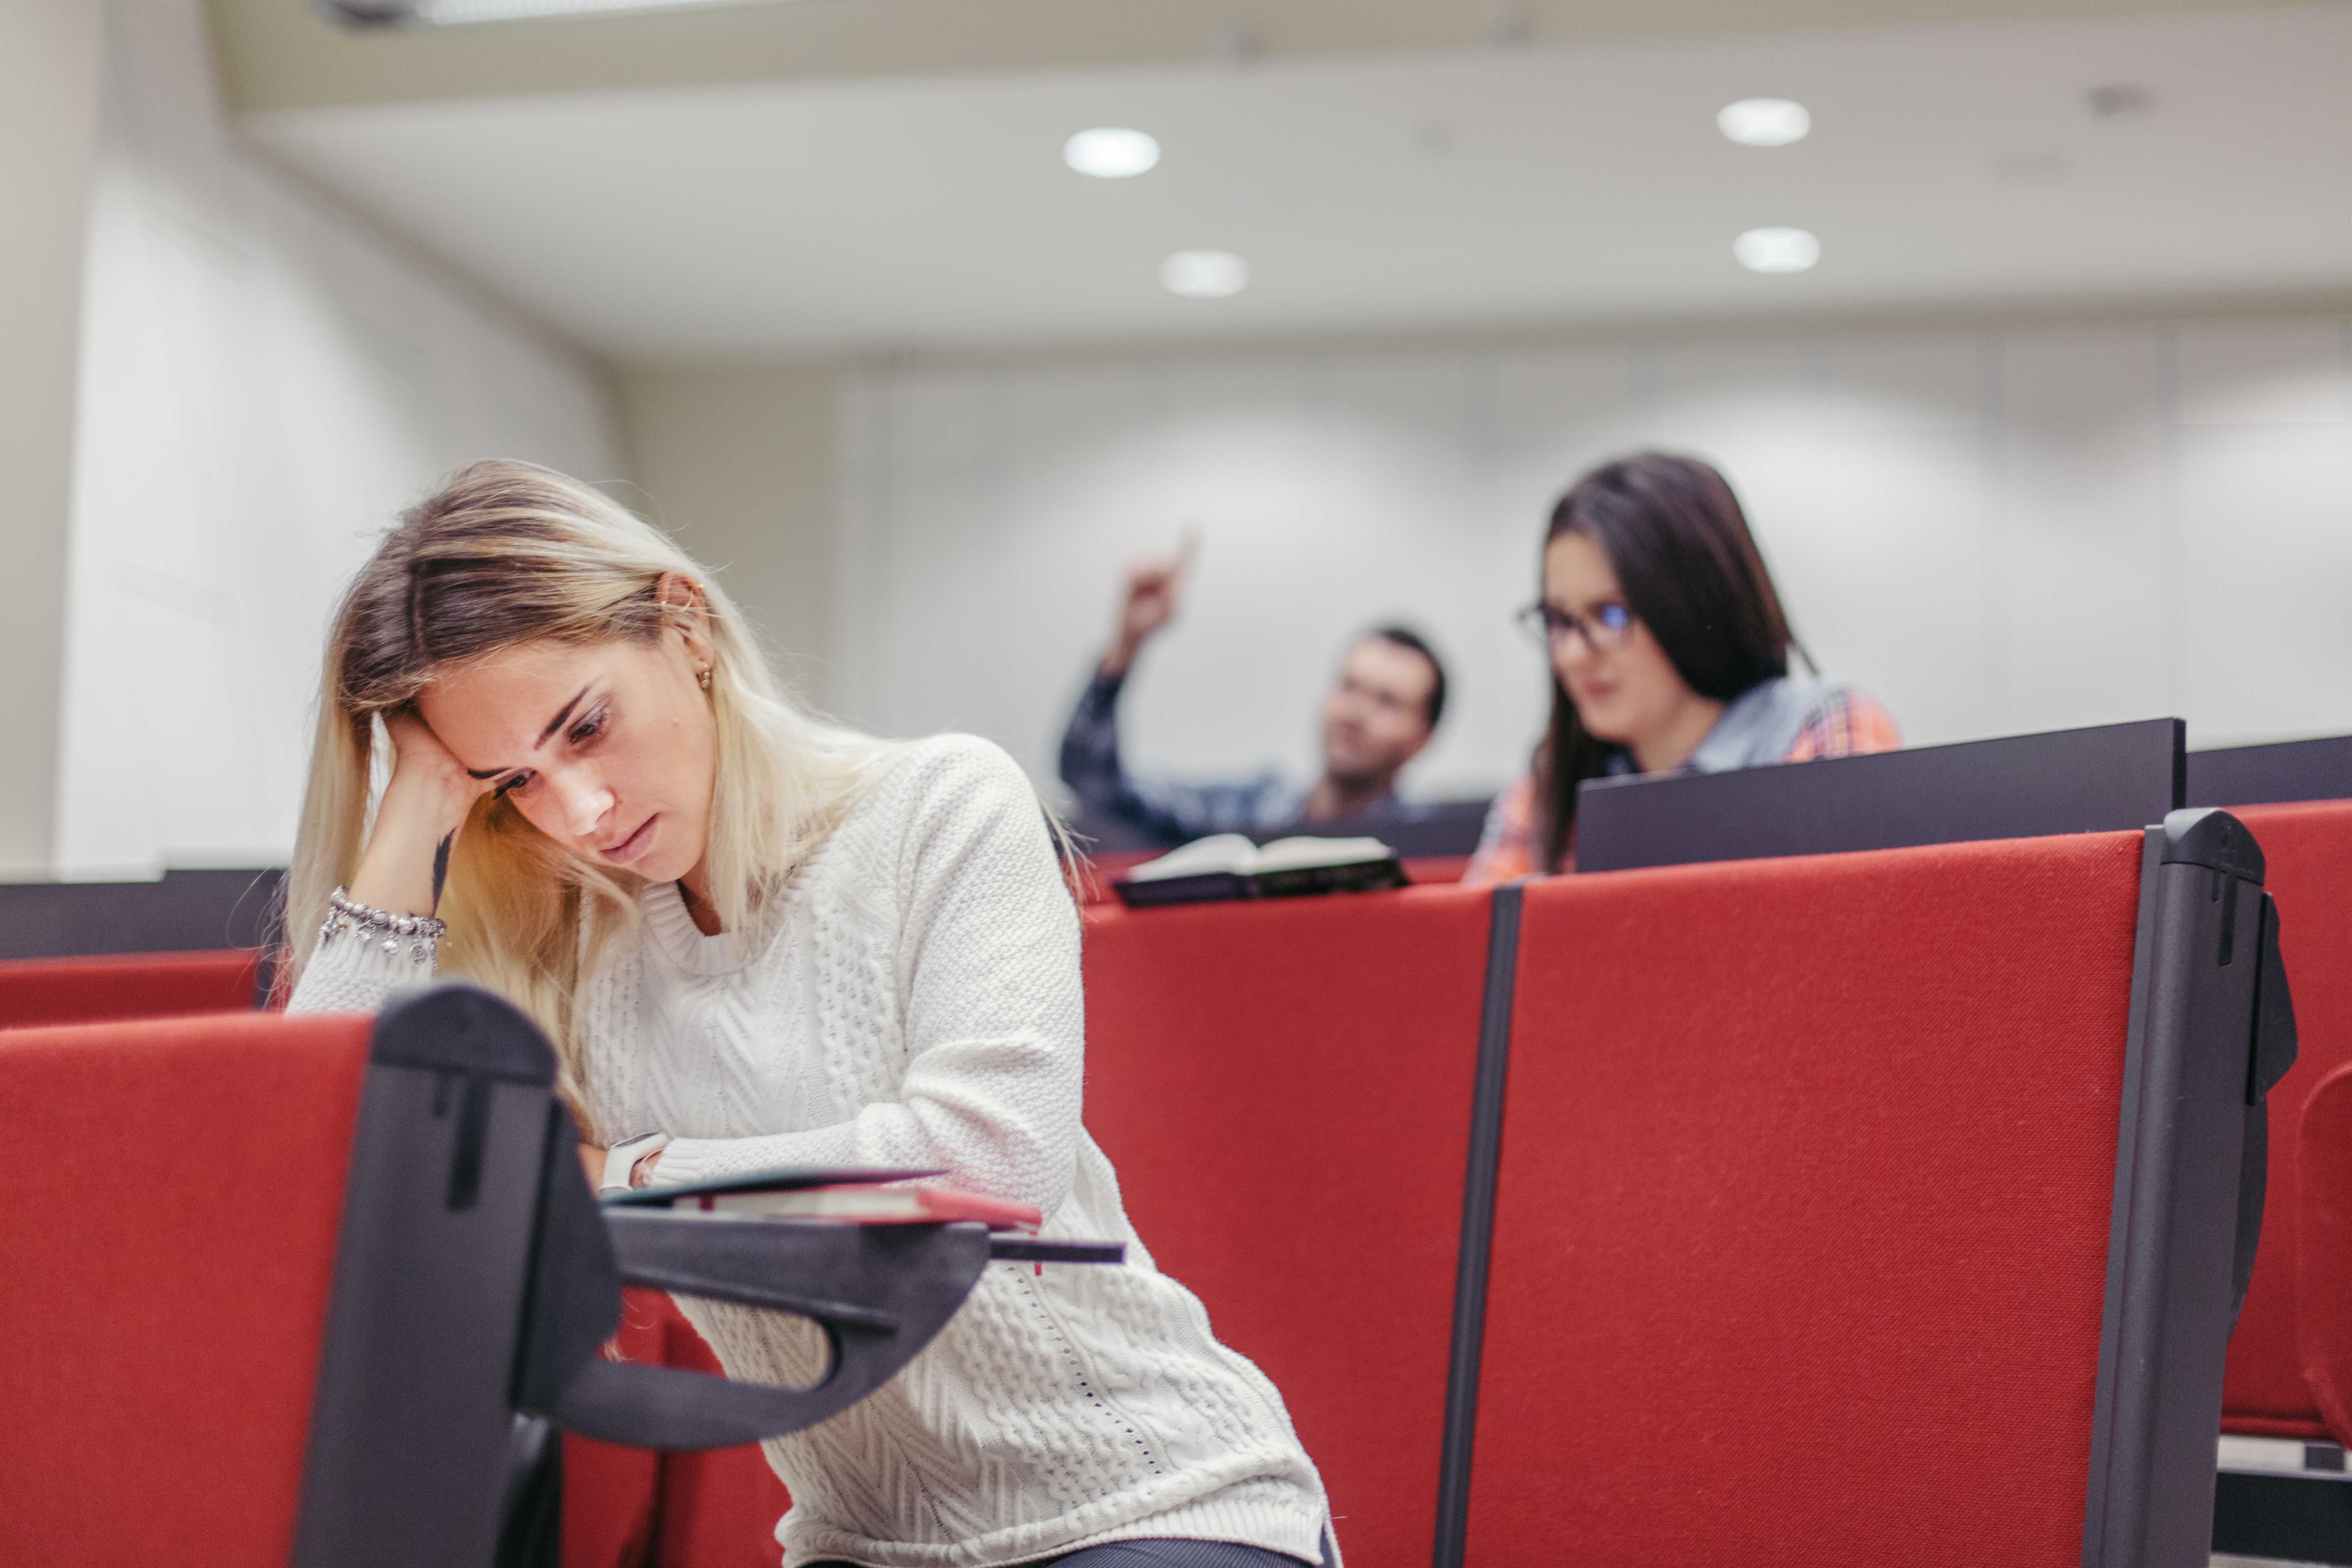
[1058,669,1320,848]
[1465,681,1902,883]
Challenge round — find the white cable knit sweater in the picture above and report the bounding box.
[290,734,1332,1568]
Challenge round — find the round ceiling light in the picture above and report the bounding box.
[1717,98,1811,147]
[1161,250,1249,298]
[1733,227,1820,274]
[1064,127,1161,178]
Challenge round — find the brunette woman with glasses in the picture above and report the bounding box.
[1464,452,1900,882]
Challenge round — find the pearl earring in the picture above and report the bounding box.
[698,667,712,690]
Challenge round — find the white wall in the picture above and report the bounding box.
[53,0,625,879]
[835,318,2352,806]
[0,0,103,877]
[620,362,840,707]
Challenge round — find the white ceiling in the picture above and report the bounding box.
[244,4,2352,360]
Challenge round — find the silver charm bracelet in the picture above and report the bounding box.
[321,886,446,966]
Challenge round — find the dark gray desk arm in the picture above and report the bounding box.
[509,1111,1121,1451]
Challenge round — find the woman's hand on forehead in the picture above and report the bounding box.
[385,707,492,793]
[347,709,503,920]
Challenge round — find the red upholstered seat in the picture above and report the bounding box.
[0,947,262,1028]
[1082,884,1493,1568]
[0,1011,372,1564]
[2221,801,2352,1443]
[6,992,806,1568]
[564,1434,664,1567]
[1470,833,2146,1566]
[565,1291,669,1568]
[2299,1065,2352,1444]
[564,1289,795,1568]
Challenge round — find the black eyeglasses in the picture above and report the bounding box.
[1516,600,1635,652]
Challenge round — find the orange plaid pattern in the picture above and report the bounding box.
[1782,687,1903,764]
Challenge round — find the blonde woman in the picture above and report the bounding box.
[285,460,1335,1568]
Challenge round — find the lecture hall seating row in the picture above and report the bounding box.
[2185,736,2352,1563]
[1,718,2343,1568]
[0,984,1019,1568]
[2,993,554,1566]
[0,945,265,1027]
[598,722,2352,1566]
[1084,824,2271,1566]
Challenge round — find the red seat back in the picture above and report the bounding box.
[1083,885,1494,1568]
[563,1288,795,1568]
[2224,801,2352,1442]
[1470,834,2147,1566]
[0,947,263,1028]
[2298,1065,2352,1443]
[0,1011,372,1563]
[564,1290,670,1568]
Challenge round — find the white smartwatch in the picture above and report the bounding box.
[599,1131,672,1195]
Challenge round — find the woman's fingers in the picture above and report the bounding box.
[384,706,466,778]
[385,707,502,808]
[348,708,496,919]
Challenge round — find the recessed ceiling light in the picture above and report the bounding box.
[326,0,748,27]
[1065,128,1161,179]
[1161,251,1249,298]
[1733,227,1820,274]
[2087,83,2154,118]
[1718,99,1811,147]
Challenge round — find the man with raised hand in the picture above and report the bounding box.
[1058,540,1448,850]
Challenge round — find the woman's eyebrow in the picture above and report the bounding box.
[537,685,593,745]
[458,684,595,780]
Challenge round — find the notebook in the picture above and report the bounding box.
[602,1164,1039,1231]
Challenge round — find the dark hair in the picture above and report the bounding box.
[1367,624,1447,731]
[1532,453,1796,871]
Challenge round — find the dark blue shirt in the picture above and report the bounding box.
[1058,669,1421,850]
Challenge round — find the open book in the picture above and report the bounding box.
[1113,833,1408,908]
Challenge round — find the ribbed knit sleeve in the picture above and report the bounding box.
[648,737,1082,1207]
[284,924,439,1015]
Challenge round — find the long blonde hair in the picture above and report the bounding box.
[285,459,899,1107]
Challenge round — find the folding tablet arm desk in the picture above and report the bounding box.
[2083,809,2299,1564]
[292,984,1105,1568]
